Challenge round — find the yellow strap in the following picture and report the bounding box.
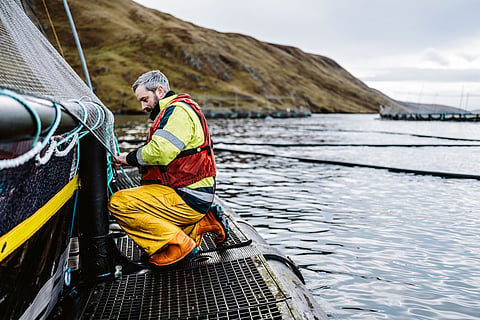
[0,174,79,262]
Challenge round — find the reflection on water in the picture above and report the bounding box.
[115,114,480,319]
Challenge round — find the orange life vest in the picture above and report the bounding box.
[140,94,216,188]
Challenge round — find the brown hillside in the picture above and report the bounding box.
[29,0,395,113]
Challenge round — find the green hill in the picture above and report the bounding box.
[30,0,398,114]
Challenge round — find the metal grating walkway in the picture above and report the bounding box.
[91,168,294,319]
[83,256,287,319]
[103,221,291,319]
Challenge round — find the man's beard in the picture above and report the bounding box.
[149,101,161,121]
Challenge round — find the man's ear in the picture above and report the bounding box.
[155,86,165,97]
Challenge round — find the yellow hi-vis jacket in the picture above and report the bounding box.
[126,92,215,214]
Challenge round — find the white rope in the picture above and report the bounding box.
[55,133,78,157]
[35,139,57,165]
[0,97,63,170]
[0,142,44,170]
[34,133,80,166]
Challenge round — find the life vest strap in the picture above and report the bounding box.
[176,143,213,159]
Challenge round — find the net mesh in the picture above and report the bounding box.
[0,0,116,153]
[0,148,77,236]
[0,0,116,234]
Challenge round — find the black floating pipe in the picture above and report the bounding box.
[274,126,480,142]
[215,142,480,147]
[0,94,77,141]
[216,147,480,180]
[78,133,114,279]
[117,139,480,148]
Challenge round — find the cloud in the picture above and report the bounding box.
[422,50,450,67]
[457,53,480,64]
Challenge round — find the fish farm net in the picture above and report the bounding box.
[0,0,119,317]
[0,0,115,258]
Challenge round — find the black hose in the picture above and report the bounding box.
[216,147,480,180]
[215,142,480,147]
[270,126,480,142]
[116,139,480,148]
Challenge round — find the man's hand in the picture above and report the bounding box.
[113,153,129,168]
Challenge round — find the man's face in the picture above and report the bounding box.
[135,84,163,113]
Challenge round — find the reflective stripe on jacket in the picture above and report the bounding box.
[140,94,216,189]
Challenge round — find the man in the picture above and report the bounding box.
[109,70,229,267]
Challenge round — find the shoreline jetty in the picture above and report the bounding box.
[379,112,480,121]
[379,104,479,121]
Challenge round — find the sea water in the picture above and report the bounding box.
[115,114,480,319]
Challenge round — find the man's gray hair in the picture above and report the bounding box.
[132,70,170,93]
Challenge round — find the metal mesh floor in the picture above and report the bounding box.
[101,169,292,319]
[83,257,287,320]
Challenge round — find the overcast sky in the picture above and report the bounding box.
[134,0,480,109]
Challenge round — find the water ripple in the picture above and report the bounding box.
[115,114,480,320]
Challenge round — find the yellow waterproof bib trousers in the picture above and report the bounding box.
[108,184,205,256]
